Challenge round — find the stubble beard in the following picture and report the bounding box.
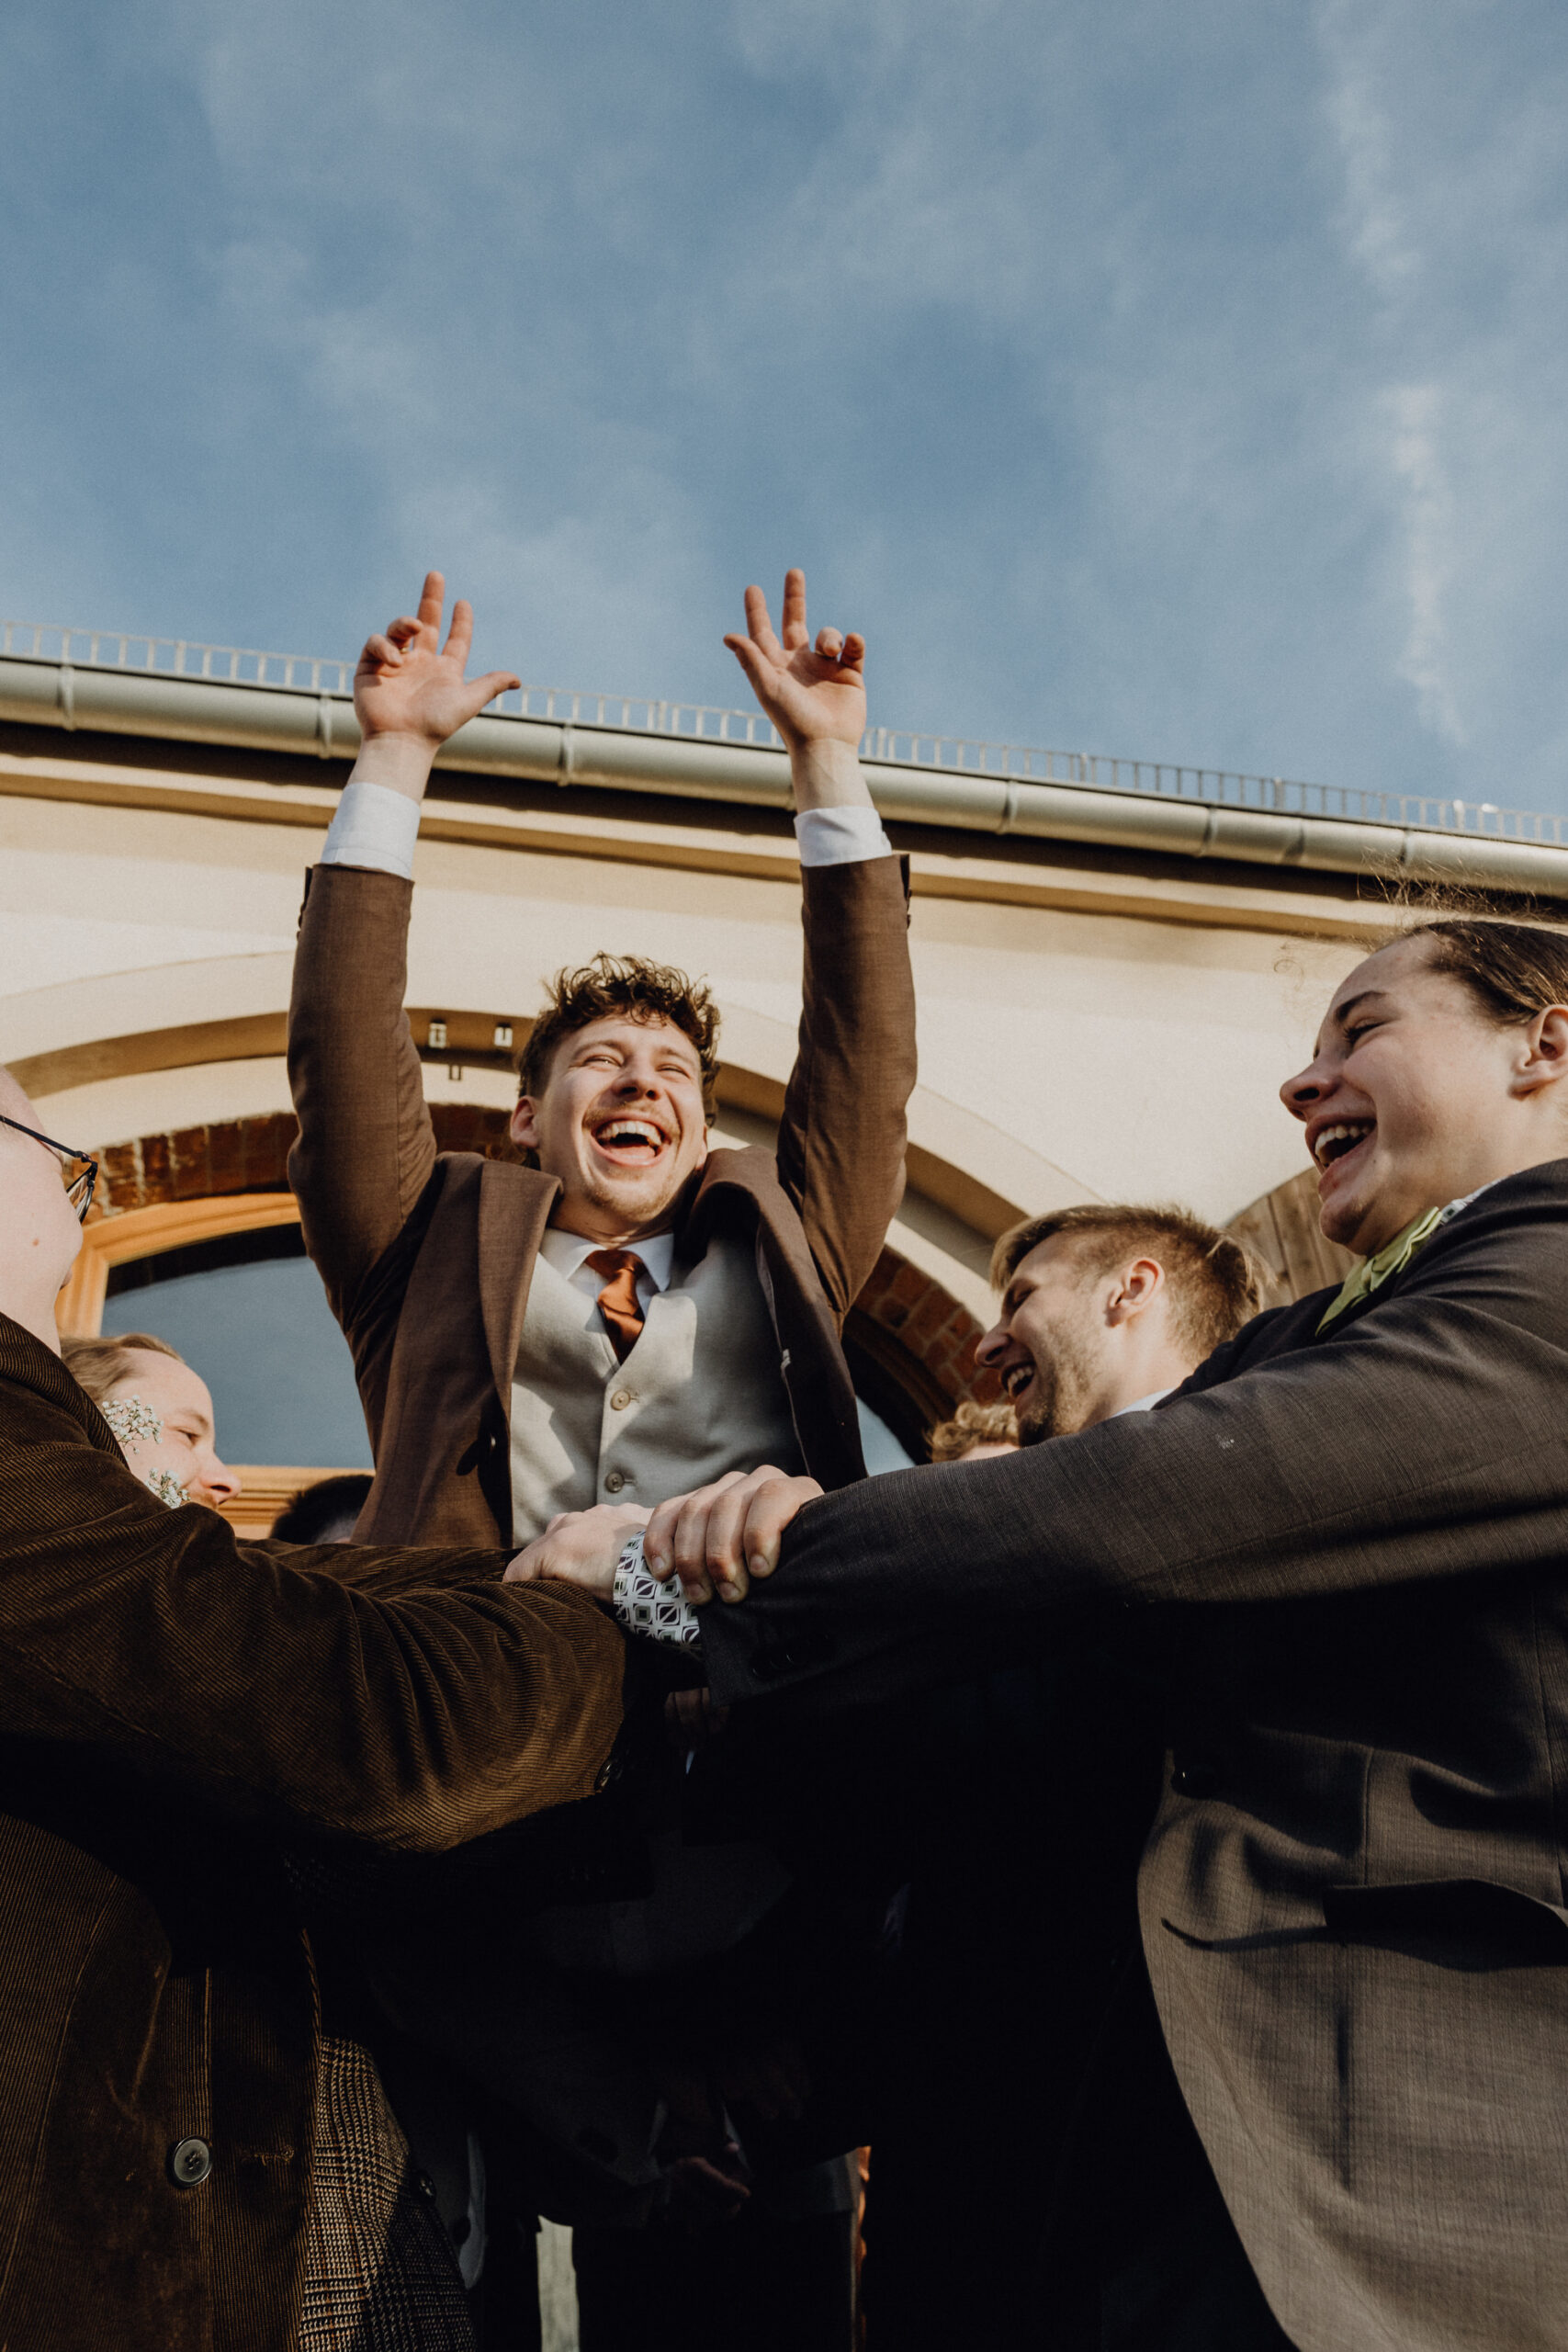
[1016,1329,1100,1446]
[577,1157,690,1234]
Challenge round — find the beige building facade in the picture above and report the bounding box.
[6,632,1563,1526]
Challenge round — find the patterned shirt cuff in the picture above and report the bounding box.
[612,1532,702,1645]
[794,805,893,865]
[320,778,422,878]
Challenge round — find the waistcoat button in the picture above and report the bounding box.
[604,1469,626,1494]
[611,1389,632,1411]
[169,2137,211,2188]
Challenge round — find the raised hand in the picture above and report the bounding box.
[352,571,520,786]
[723,570,865,752]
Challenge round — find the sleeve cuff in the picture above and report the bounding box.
[794,805,893,866]
[612,1533,703,1646]
[320,779,423,880]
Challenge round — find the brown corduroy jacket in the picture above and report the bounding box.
[286,855,916,1544]
[0,1317,626,2352]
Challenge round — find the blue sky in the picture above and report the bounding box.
[4,1,1568,811]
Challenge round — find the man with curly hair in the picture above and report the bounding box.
[288,567,913,1556]
[287,568,916,2346]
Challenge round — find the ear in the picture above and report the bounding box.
[1513,1007,1568,1099]
[1104,1257,1166,1327]
[510,1098,540,1150]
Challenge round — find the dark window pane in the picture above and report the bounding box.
[101,1227,370,1469]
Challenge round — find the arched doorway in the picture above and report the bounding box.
[1226,1167,1356,1305]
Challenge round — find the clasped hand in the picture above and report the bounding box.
[502,1466,823,1603]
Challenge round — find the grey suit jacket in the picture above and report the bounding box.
[703,1160,1568,2352]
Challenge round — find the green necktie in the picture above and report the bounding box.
[1316,1204,1447,1334]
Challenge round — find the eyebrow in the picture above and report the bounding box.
[1328,987,1394,1032]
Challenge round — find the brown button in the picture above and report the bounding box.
[604,1469,626,1494]
[611,1389,633,1411]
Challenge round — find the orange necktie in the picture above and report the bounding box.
[586,1249,646,1362]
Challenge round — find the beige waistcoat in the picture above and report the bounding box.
[508,1236,805,1544]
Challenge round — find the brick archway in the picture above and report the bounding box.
[82,1112,995,1451]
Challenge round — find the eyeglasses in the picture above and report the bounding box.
[0,1114,99,1223]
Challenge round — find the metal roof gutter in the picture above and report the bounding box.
[3,650,1564,899]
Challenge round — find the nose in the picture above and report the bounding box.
[194,1452,242,1509]
[975,1316,1010,1368]
[1279,1056,1327,1123]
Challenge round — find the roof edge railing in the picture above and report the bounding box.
[4,618,1568,894]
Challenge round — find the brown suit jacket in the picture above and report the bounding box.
[701,1163,1568,2351]
[287,855,915,1544]
[0,1317,625,2352]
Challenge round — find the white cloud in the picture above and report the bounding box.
[1382,382,1465,744]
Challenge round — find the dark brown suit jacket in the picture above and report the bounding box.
[0,1317,625,2352]
[287,856,916,1544]
[701,1163,1568,2351]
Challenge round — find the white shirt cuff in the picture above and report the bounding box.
[320,779,423,880]
[794,805,892,866]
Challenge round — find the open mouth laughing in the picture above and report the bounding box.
[589,1114,671,1168]
[1310,1117,1374,1183]
[1001,1360,1035,1404]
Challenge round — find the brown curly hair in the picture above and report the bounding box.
[517,952,721,1120]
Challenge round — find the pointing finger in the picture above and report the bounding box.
[723,633,774,702]
[416,570,446,647]
[781,568,808,652]
[741,584,784,666]
[443,594,475,671]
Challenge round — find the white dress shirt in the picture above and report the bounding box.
[1110,1387,1176,1418]
[538,1227,676,1323]
[319,777,892,878]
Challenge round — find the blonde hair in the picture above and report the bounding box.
[990,1203,1267,1363]
[62,1331,184,1405]
[926,1398,1020,1463]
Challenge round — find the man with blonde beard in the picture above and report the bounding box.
[863,1206,1264,2348]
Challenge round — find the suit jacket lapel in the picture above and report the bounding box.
[478,1160,559,1415]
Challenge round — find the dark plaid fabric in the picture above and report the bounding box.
[299,2038,474,2352]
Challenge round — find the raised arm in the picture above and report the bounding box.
[288,574,521,1327]
[725,572,917,1314]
